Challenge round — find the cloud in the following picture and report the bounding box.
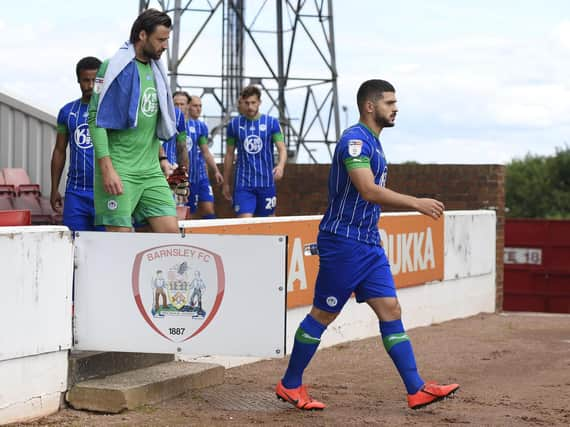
[552,19,570,50]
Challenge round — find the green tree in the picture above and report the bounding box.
[506,145,570,218]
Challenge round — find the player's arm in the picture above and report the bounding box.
[272,120,286,180]
[198,136,223,185]
[348,166,444,220]
[50,128,68,212]
[222,123,236,200]
[175,110,189,169]
[158,144,174,177]
[88,60,123,195]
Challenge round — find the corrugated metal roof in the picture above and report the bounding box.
[0,91,61,196]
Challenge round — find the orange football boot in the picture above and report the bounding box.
[407,381,460,409]
[275,380,326,410]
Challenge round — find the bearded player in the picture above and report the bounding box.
[275,79,459,410]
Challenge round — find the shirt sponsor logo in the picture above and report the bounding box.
[348,139,363,157]
[141,87,158,117]
[74,123,93,149]
[244,135,263,154]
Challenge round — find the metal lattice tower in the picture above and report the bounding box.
[139,0,340,163]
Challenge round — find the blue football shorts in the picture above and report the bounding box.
[187,178,214,213]
[313,231,396,313]
[233,186,276,216]
[63,190,104,232]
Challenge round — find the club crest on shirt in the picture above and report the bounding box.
[348,139,363,157]
[94,77,104,94]
[259,124,267,131]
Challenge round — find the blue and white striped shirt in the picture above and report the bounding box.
[226,114,282,189]
[319,123,388,246]
[196,120,210,181]
[161,107,186,164]
[57,100,93,192]
[186,118,208,184]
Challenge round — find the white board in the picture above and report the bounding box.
[73,232,286,358]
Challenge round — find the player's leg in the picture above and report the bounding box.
[94,176,139,232]
[186,182,200,219]
[197,178,216,219]
[134,176,179,233]
[277,232,357,410]
[62,191,92,232]
[233,188,256,218]
[254,186,277,217]
[360,245,459,409]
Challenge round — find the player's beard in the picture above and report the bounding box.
[142,43,163,61]
[373,109,396,128]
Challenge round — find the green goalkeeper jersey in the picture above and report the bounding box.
[89,59,163,180]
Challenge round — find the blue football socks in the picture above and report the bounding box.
[281,314,327,389]
[380,319,424,394]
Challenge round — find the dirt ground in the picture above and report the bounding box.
[16,312,570,426]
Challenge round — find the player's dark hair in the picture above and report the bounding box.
[240,85,261,100]
[75,56,102,80]
[173,91,191,103]
[356,79,395,114]
[130,8,172,44]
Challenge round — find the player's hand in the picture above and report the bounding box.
[415,198,445,220]
[213,170,224,185]
[50,190,63,213]
[160,159,175,178]
[273,165,284,181]
[222,183,232,201]
[102,167,124,195]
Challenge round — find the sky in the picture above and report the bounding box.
[1,0,570,164]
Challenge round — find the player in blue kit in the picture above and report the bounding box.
[160,106,186,167]
[222,85,287,217]
[50,56,103,231]
[173,92,222,218]
[188,95,218,219]
[275,80,459,410]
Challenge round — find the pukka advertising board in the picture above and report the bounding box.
[73,232,287,357]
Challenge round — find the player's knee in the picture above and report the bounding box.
[385,299,402,320]
[309,306,338,326]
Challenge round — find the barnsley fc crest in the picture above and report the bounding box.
[132,244,225,342]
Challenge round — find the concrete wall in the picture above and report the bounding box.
[0,92,58,196]
[0,226,73,425]
[283,211,496,351]
[0,210,494,423]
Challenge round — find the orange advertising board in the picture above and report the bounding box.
[184,214,444,308]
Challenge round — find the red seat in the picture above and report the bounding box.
[13,193,51,224]
[1,168,41,195]
[40,197,61,225]
[0,185,15,211]
[0,210,31,226]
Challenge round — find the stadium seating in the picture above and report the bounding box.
[1,168,41,195]
[0,168,54,224]
[0,175,16,211]
[0,209,31,226]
